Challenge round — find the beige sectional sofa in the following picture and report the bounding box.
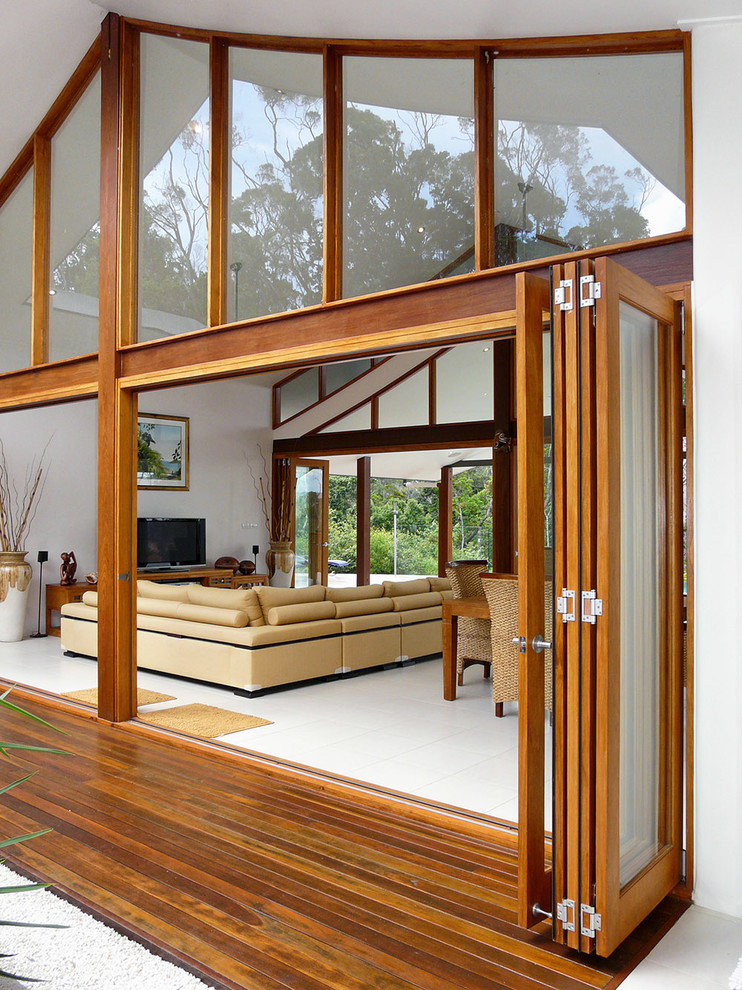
[60,576,452,696]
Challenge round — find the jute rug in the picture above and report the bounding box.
[137,703,272,738]
[62,688,175,707]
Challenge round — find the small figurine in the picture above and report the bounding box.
[60,551,77,586]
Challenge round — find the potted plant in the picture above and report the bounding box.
[0,440,48,642]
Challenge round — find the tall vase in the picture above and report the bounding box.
[0,552,33,643]
[265,541,295,588]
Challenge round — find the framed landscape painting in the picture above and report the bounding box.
[137,414,189,490]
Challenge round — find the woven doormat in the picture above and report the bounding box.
[62,688,175,707]
[137,703,271,738]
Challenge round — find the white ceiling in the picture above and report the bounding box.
[1,0,740,178]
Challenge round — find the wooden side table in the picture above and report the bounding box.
[230,573,268,589]
[46,583,96,638]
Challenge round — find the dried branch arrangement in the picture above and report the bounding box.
[0,439,49,553]
[244,445,293,544]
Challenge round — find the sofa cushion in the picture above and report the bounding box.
[187,585,264,626]
[265,600,335,626]
[428,576,452,592]
[133,598,250,627]
[255,584,325,619]
[333,598,394,618]
[382,578,430,598]
[390,591,442,611]
[325,584,384,602]
[82,590,98,607]
[136,580,190,602]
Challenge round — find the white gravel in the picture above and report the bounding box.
[0,863,214,989]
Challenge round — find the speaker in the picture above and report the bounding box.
[37,550,49,563]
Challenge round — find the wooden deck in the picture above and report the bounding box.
[0,688,686,990]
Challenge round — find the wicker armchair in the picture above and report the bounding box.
[481,574,553,717]
[444,560,491,687]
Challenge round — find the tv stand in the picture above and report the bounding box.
[137,567,267,588]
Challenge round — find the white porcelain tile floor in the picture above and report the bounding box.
[2,639,741,987]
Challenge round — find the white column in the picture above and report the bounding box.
[687,16,742,918]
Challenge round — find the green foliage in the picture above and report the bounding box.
[0,688,68,980]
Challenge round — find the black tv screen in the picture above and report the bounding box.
[137,517,206,569]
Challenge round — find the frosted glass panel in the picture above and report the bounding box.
[49,74,101,361]
[325,359,371,395]
[0,170,33,373]
[378,368,428,428]
[343,57,475,298]
[618,301,661,888]
[436,341,494,423]
[229,48,323,322]
[281,368,319,421]
[322,406,371,433]
[494,53,685,265]
[139,35,210,340]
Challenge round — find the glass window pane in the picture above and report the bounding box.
[139,35,209,340]
[494,53,685,265]
[280,368,319,422]
[325,359,371,395]
[452,465,493,563]
[229,48,323,322]
[618,301,661,887]
[343,57,475,298]
[436,341,494,424]
[49,73,101,362]
[322,406,371,433]
[0,170,33,373]
[378,368,428,428]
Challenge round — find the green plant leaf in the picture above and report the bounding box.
[0,692,66,734]
[0,966,45,983]
[0,882,49,894]
[0,743,69,756]
[0,771,37,796]
[0,829,52,849]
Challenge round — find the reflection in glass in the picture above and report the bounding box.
[618,301,660,887]
[139,35,210,340]
[49,74,101,361]
[0,170,33,373]
[229,49,323,322]
[436,341,494,424]
[493,53,685,265]
[343,56,475,298]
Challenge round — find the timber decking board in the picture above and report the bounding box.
[0,691,685,990]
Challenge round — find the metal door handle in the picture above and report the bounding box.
[532,635,552,653]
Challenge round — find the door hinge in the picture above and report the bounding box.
[580,274,602,307]
[557,588,576,623]
[581,589,603,624]
[556,898,576,932]
[554,279,573,312]
[580,904,602,937]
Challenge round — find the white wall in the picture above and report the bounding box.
[0,400,98,637]
[0,377,274,638]
[136,377,273,570]
[690,16,742,918]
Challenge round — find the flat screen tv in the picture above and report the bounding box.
[137,517,206,569]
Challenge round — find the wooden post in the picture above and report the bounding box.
[492,337,514,571]
[97,13,136,723]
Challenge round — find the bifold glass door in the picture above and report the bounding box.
[516,259,684,955]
